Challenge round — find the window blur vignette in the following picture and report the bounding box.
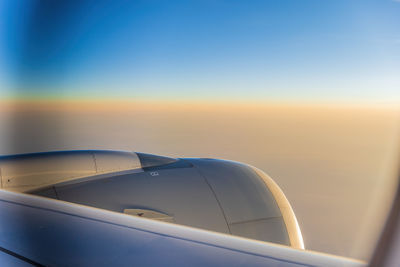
[0,0,399,263]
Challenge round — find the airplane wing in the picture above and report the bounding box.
[0,150,365,266]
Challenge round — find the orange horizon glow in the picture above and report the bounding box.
[0,98,399,113]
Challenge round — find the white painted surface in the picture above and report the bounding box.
[0,189,366,267]
[0,150,141,192]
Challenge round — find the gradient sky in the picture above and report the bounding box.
[1,0,400,102]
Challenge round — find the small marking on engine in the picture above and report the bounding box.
[150,171,159,176]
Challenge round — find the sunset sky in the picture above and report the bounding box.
[0,0,399,102]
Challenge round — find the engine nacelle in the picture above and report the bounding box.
[0,150,304,249]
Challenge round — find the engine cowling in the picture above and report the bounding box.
[0,150,304,249]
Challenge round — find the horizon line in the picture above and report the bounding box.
[0,97,399,111]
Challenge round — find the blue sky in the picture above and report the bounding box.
[1,0,399,102]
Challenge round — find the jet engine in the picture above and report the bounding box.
[0,150,304,249]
